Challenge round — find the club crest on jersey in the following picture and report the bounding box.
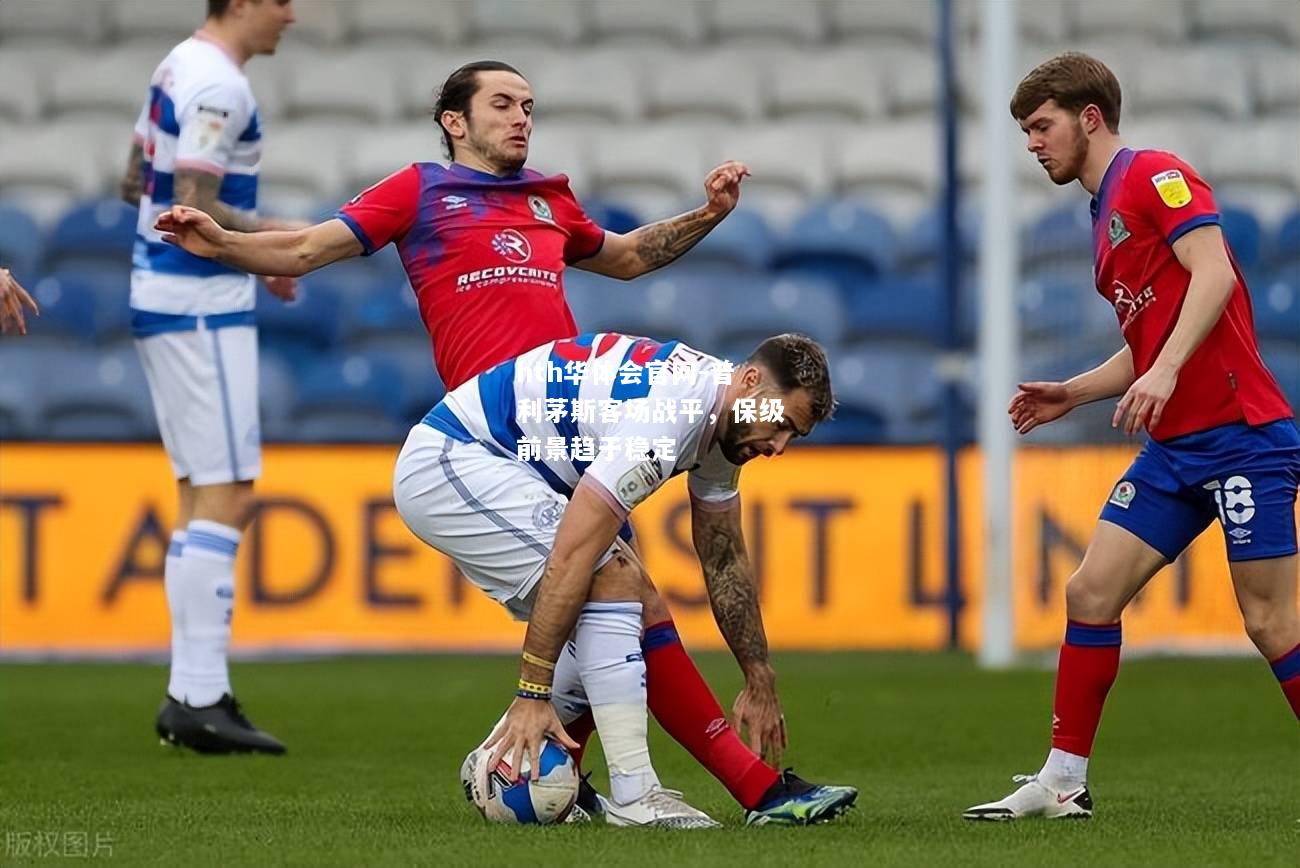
[1107,211,1130,247]
[532,500,563,531]
[441,195,468,211]
[528,195,554,224]
[1150,169,1192,208]
[491,229,532,264]
[1108,480,1136,509]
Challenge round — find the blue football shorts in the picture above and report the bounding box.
[1098,419,1300,562]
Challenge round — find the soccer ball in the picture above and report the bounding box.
[460,738,579,825]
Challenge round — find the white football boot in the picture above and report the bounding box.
[962,774,1093,821]
[604,786,721,829]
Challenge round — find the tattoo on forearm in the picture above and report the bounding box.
[633,206,723,272]
[694,507,768,667]
[120,144,145,207]
[174,169,261,233]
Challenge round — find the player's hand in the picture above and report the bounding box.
[261,275,298,302]
[703,160,750,215]
[732,666,786,766]
[483,696,579,782]
[155,205,227,259]
[0,267,39,336]
[1113,362,1178,435]
[1008,381,1074,434]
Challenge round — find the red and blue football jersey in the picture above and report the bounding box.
[336,162,606,390]
[1090,148,1292,440]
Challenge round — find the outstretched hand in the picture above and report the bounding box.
[704,161,751,214]
[155,205,226,259]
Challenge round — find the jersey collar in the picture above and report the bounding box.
[1090,147,1132,223]
[447,162,525,183]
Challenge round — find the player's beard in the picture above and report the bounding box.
[467,127,527,175]
[718,419,759,465]
[1048,119,1090,185]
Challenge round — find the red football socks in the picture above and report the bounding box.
[644,620,779,809]
[1268,642,1300,720]
[1051,620,1122,756]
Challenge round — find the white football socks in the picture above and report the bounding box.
[550,641,589,726]
[164,530,189,702]
[1040,747,1089,790]
[170,519,240,707]
[575,601,659,806]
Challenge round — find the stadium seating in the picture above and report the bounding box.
[587,2,707,46]
[43,199,137,271]
[0,204,43,279]
[773,202,898,288]
[351,0,467,48]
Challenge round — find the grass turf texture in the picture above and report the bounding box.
[1,653,1295,867]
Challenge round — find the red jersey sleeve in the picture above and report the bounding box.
[336,164,421,255]
[1130,151,1220,246]
[556,183,607,263]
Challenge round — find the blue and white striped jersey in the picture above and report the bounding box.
[130,32,260,317]
[424,333,742,517]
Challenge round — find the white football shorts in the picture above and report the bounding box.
[134,322,260,486]
[393,424,620,620]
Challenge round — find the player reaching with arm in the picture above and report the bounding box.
[161,61,840,823]
[0,267,39,335]
[964,53,1300,822]
[396,332,856,826]
[124,0,299,756]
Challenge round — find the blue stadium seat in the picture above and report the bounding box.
[38,346,157,441]
[801,404,890,445]
[295,350,405,421]
[43,199,137,270]
[1260,340,1300,412]
[772,202,897,290]
[582,199,642,236]
[1254,277,1300,342]
[1220,205,1263,272]
[830,344,939,443]
[897,205,980,272]
[1274,207,1300,268]
[686,208,773,271]
[256,280,343,370]
[563,268,718,349]
[1019,278,1086,341]
[28,275,99,341]
[0,203,43,278]
[711,275,846,350]
[293,408,408,443]
[337,280,424,343]
[844,277,945,344]
[258,353,299,443]
[1023,201,1092,267]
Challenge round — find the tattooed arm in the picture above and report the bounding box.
[120,142,145,207]
[691,494,787,763]
[574,160,750,279]
[172,168,263,233]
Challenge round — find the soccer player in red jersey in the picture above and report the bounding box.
[964,53,1300,822]
[159,61,840,824]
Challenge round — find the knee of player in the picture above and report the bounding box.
[1064,571,1123,621]
[1241,607,1299,657]
[588,552,645,603]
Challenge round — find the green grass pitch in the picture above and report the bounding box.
[1,653,1295,866]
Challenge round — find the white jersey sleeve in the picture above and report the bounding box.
[687,444,741,508]
[174,78,252,176]
[582,398,676,517]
